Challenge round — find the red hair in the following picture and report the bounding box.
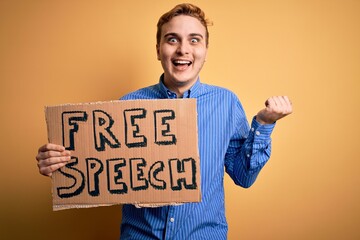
[156,3,212,47]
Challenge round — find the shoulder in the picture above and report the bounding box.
[200,83,246,112]
[200,83,240,101]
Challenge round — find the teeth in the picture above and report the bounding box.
[175,60,190,64]
[173,60,192,66]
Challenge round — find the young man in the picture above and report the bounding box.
[36,3,292,239]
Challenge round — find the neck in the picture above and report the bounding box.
[161,75,197,98]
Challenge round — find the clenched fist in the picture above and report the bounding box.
[256,96,293,125]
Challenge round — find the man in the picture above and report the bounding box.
[36,3,292,239]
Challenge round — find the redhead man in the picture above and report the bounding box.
[36,3,292,239]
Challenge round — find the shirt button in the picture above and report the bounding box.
[247,154,250,158]
[255,131,260,136]
[170,218,175,223]
[251,128,255,132]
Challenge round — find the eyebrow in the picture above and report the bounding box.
[163,32,204,39]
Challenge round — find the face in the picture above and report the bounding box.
[157,15,208,96]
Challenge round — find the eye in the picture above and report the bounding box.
[191,38,199,43]
[167,37,178,43]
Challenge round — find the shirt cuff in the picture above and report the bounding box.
[249,116,275,140]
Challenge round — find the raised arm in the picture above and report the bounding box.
[225,96,292,187]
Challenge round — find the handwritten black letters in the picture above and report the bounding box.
[57,108,197,199]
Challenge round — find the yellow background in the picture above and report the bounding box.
[1,0,359,239]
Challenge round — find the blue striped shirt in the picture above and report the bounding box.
[119,75,275,239]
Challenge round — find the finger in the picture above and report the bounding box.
[37,155,71,168]
[283,96,291,105]
[269,96,292,113]
[276,96,288,109]
[281,96,293,113]
[36,150,71,162]
[39,162,68,177]
[272,96,290,115]
[38,143,65,153]
[265,97,276,108]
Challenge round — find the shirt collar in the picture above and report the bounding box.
[158,74,202,99]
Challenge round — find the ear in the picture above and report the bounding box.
[156,44,160,60]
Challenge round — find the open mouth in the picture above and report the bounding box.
[172,60,192,67]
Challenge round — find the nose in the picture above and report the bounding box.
[176,41,190,55]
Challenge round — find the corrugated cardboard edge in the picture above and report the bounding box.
[53,202,185,211]
[46,99,202,211]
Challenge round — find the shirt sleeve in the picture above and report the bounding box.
[224,102,275,188]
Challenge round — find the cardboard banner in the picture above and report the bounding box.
[45,99,200,211]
